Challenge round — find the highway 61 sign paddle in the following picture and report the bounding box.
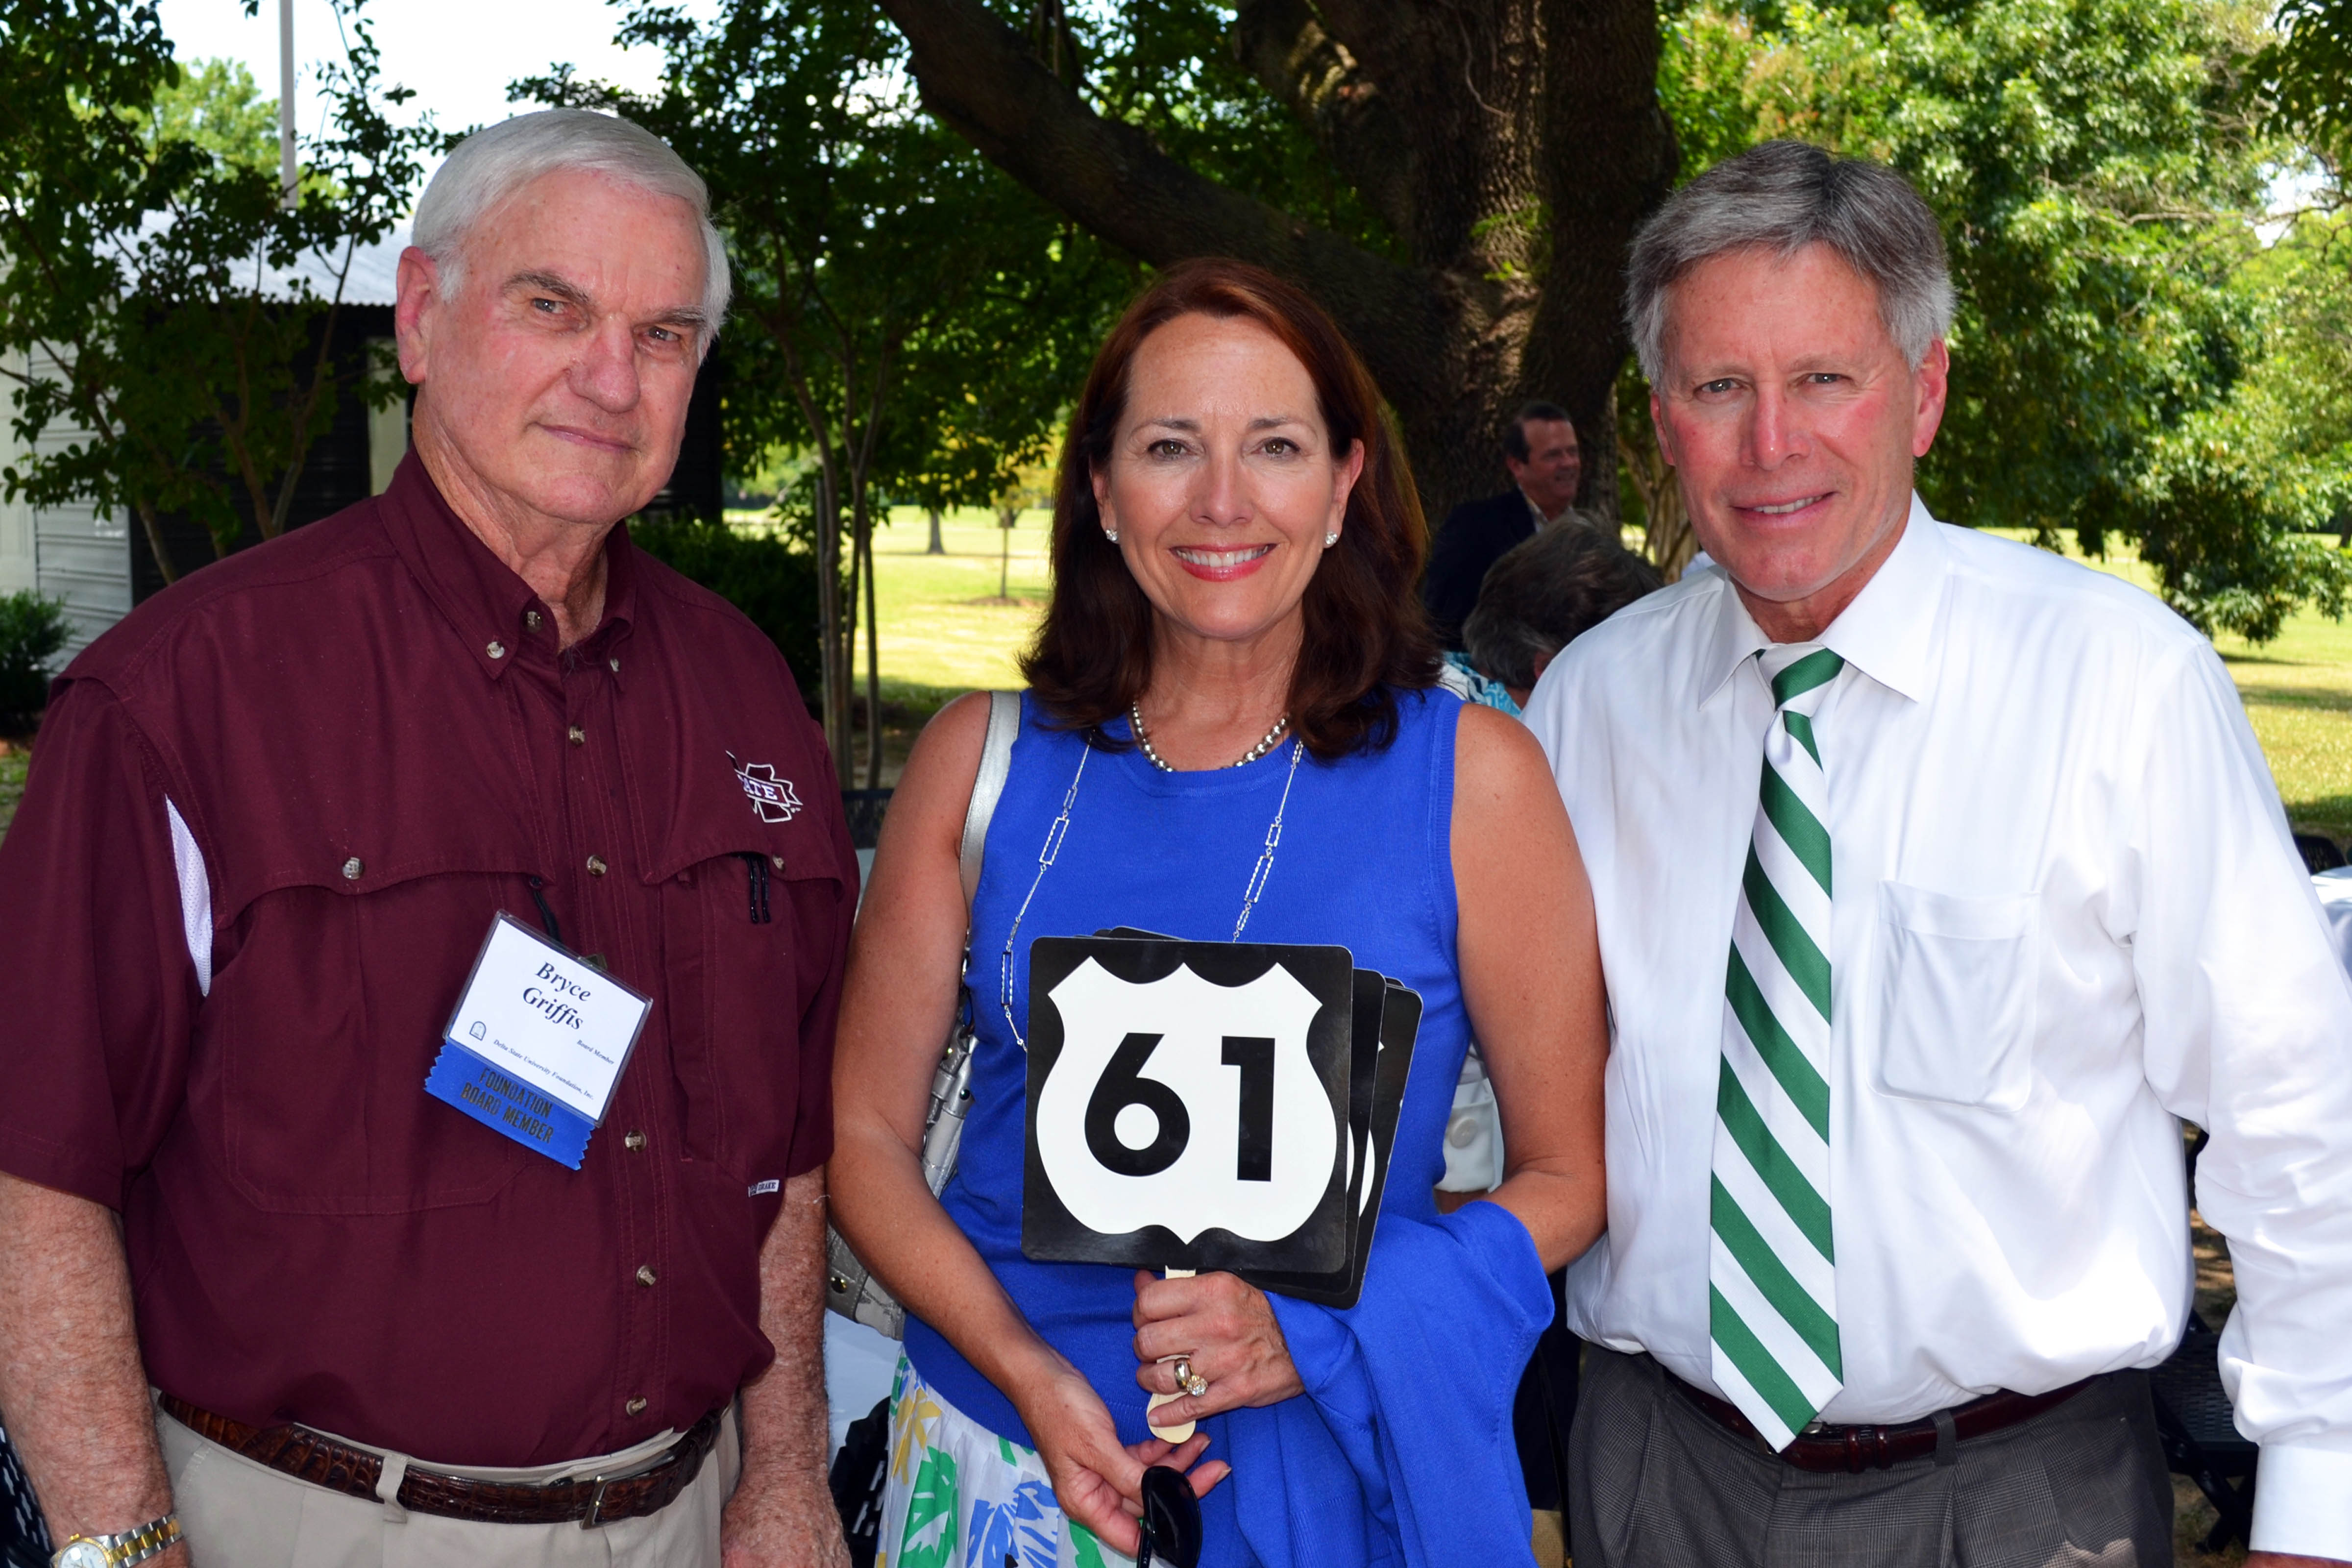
[1023,935,1358,1278]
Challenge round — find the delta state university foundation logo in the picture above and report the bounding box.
[729,752,803,824]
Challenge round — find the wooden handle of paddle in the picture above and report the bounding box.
[1146,1268,1197,1442]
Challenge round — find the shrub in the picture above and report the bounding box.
[629,516,822,701]
[0,591,70,730]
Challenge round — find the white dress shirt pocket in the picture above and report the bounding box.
[1874,882,2040,1110]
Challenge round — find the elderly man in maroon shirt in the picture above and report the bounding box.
[0,110,853,1567]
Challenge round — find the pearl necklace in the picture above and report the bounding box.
[1129,701,1291,771]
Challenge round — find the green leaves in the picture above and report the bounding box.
[0,0,436,581]
[0,590,71,725]
[2265,0,2352,163]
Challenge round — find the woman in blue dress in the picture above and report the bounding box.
[831,259,1608,1568]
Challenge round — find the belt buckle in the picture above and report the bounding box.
[580,1477,612,1530]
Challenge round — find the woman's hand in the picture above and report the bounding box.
[1130,1269,1306,1430]
[1012,1356,1227,1556]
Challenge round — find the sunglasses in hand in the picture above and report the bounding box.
[1134,1464,1202,1568]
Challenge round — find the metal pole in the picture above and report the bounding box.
[278,0,297,210]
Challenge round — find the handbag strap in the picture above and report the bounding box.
[957,690,1021,908]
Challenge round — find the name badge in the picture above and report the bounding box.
[424,912,652,1169]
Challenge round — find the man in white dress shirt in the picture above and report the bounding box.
[1526,139,2352,1567]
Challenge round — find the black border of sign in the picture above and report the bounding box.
[1022,935,1357,1275]
[1246,980,1422,1307]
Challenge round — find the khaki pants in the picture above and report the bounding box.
[158,1399,740,1568]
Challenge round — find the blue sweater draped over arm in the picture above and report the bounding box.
[1222,1202,1552,1568]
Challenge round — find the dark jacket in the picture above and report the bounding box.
[1422,489,1540,650]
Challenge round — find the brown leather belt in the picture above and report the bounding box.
[159,1395,723,1527]
[1670,1372,2093,1473]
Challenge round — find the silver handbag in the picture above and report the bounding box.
[825,690,1021,1338]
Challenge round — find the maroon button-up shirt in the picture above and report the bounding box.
[0,455,853,1466]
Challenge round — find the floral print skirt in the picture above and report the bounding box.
[878,1357,1135,1568]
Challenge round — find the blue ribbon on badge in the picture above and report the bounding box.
[425,1039,596,1169]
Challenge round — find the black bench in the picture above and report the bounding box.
[2150,1308,2257,1550]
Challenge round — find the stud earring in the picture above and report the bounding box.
[1105,529,1120,544]
[1323,531,1339,547]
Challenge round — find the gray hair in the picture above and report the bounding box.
[1625,141,1953,384]
[1463,520,1662,690]
[413,108,730,343]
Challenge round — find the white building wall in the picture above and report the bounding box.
[0,350,134,656]
[367,338,409,494]
[0,352,38,597]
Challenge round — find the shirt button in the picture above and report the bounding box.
[341,857,364,880]
[625,1397,648,1417]
[486,640,506,660]
[770,855,784,870]
[636,1264,657,1287]
[624,1130,646,1152]
[608,657,620,673]
[568,725,586,746]
[525,610,543,632]
[586,855,609,877]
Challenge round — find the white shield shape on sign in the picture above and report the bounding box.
[1033,957,1337,1246]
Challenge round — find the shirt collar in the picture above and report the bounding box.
[377,451,639,681]
[1695,491,1947,708]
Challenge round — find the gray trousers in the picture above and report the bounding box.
[1568,1348,2172,1568]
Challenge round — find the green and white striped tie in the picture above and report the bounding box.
[1710,644,1846,1448]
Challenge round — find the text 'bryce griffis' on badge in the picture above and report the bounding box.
[1022,936,1358,1278]
[424,912,652,1169]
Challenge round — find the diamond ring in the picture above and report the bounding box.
[1170,1355,1208,1399]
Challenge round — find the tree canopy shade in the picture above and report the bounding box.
[877,0,1681,525]
[0,0,434,585]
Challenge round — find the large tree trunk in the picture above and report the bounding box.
[877,0,1675,530]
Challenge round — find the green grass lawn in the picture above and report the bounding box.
[858,505,1055,692]
[721,503,1056,693]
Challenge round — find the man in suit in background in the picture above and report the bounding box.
[1422,401,1588,649]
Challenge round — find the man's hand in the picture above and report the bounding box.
[719,1462,848,1568]
[720,1167,848,1567]
[0,1173,185,1562]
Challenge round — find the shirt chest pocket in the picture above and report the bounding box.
[658,845,841,1186]
[210,867,540,1215]
[1872,882,2040,1111]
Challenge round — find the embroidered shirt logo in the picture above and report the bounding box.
[729,753,802,824]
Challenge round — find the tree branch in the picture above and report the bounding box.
[876,0,1448,410]
[1230,0,1417,242]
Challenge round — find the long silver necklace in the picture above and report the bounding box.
[997,735,1306,1050]
[1130,701,1290,771]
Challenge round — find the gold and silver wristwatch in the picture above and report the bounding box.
[50,1514,181,1568]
